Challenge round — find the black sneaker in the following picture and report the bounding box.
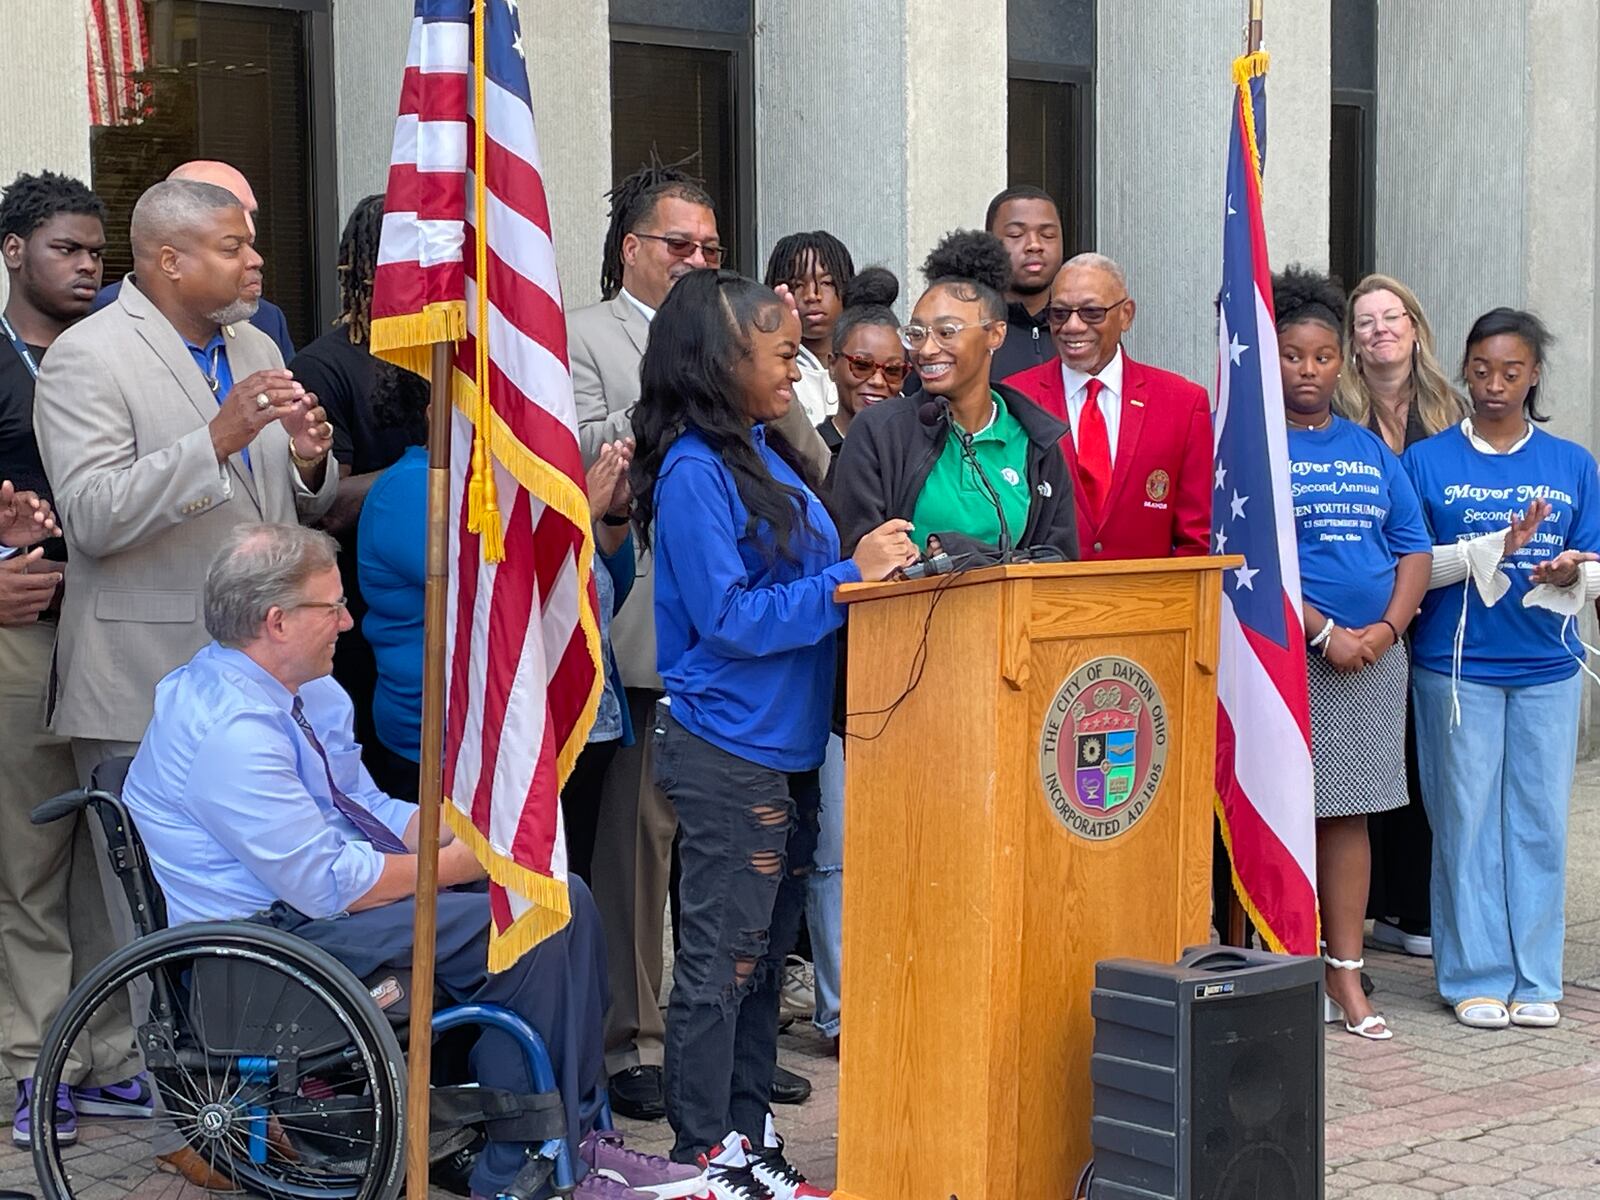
[608,1065,666,1121]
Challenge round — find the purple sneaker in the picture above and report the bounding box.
[13,1080,76,1146]
[72,1072,155,1118]
[581,1129,711,1198]
[572,1172,659,1199]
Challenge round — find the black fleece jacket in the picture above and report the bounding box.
[830,381,1079,560]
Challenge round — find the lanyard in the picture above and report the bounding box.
[0,314,39,380]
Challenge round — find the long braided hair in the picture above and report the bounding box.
[337,193,384,345]
[600,162,714,300]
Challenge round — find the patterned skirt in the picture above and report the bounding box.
[1306,637,1411,819]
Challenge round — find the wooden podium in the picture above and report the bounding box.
[833,558,1235,1200]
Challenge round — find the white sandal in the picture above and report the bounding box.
[1322,949,1393,1040]
[1453,997,1509,1029]
[1508,1001,1560,1028]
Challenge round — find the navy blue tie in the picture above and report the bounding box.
[291,697,409,853]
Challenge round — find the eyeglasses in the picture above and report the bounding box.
[634,233,725,267]
[294,597,349,615]
[1353,309,1410,334]
[836,353,910,386]
[898,319,995,350]
[1045,297,1130,327]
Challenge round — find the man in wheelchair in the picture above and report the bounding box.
[118,523,709,1199]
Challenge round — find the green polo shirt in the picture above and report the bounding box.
[910,392,1033,551]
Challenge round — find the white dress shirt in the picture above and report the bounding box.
[1062,347,1126,465]
[621,288,657,324]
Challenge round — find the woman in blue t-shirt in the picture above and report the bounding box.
[1274,269,1431,1041]
[629,269,916,1187]
[1405,308,1600,1031]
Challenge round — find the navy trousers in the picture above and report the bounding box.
[282,879,609,1197]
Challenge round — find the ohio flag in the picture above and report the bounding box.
[1211,51,1319,957]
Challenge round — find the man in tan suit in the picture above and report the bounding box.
[568,168,825,1118]
[34,178,337,785]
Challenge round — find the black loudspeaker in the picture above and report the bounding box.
[1089,946,1324,1200]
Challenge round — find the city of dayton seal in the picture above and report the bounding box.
[1038,656,1169,841]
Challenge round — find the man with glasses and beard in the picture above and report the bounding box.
[32,178,337,793]
[1004,252,1211,561]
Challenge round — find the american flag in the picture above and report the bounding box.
[370,0,601,969]
[1211,51,1319,957]
[86,0,151,127]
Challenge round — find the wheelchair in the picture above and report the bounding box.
[26,758,607,1200]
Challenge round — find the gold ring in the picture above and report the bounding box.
[255,395,270,411]
[323,421,334,439]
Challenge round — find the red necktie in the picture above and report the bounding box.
[1076,377,1113,519]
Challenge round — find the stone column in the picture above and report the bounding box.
[1096,0,1330,390]
[0,0,91,307]
[755,0,1007,308]
[332,0,612,310]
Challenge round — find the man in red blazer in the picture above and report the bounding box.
[1004,253,1212,559]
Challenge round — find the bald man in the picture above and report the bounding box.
[93,160,295,359]
[32,178,337,784]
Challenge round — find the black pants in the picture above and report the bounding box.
[562,740,619,885]
[653,711,819,1162]
[1367,705,1433,929]
[268,881,609,1197]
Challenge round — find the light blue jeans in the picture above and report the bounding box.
[1410,665,1581,1007]
[807,734,845,1037]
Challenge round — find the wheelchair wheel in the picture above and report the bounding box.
[31,922,406,1200]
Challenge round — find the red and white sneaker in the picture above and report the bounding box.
[749,1114,830,1199]
[697,1131,773,1199]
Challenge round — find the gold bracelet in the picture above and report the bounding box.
[290,447,328,471]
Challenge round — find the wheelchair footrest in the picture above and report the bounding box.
[429,1084,566,1143]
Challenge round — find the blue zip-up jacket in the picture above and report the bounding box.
[654,425,862,772]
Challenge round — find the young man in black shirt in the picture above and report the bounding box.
[0,171,151,1148]
[985,184,1066,381]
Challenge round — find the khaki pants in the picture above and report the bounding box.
[592,688,675,1074]
[0,623,140,1085]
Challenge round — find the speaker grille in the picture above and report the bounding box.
[1189,983,1319,1198]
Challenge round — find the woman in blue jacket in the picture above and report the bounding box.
[1405,308,1600,1031]
[630,269,915,1194]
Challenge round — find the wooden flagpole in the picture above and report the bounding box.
[405,340,454,1199]
[1224,0,1265,951]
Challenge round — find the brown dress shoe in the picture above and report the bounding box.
[156,1146,243,1192]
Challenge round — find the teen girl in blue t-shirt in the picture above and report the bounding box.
[1404,308,1600,1031]
[1275,269,1431,1042]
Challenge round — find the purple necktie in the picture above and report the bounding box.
[291,697,409,853]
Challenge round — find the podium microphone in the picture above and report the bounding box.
[917,397,1014,561]
[898,552,954,581]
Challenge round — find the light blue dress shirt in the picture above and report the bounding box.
[123,642,417,925]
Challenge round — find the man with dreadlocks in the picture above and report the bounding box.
[0,169,151,1151]
[567,164,824,1121]
[289,196,428,759]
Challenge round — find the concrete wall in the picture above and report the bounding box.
[1095,1,1330,392]
[1374,1,1528,380]
[755,0,1005,310]
[0,0,92,308]
[331,0,611,311]
[1095,3,1239,389]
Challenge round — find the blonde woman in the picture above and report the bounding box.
[1336,274,1469,966]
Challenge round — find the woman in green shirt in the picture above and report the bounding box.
[832,230,1078,561]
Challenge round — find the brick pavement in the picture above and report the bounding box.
[2,773,1597,1197]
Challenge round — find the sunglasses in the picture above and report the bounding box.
[634,232,725,267]
[836,353,910,386]
[1045,297,1131,326]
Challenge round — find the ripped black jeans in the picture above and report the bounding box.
[654,708,820,1163]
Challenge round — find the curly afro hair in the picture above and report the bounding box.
[1271,264,1345,334]
[0,171,106,244]
[919,229,1009,320]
